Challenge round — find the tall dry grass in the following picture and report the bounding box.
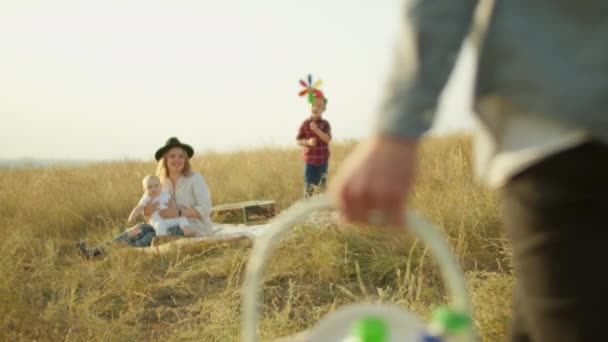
[0,134,513,341]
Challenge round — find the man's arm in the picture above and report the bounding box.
[331,0,478,226]
[377,0,478,139]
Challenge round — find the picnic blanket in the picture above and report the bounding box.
[135,223,268,255]
[137,209,340,255]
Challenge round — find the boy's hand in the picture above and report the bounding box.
[308,138,317,147]
[310,121,319,132]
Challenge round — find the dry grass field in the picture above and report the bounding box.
[0,134,513,341]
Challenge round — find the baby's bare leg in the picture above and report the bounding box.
[179,226,199,237]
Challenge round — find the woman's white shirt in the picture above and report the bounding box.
[162,172,213,236]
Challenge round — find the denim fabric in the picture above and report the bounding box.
[304,162,328,198]
[112,223,157,247]
[166,225,185,236]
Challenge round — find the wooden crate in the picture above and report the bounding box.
[211,200,276,223]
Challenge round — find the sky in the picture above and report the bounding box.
[0,0,476,161]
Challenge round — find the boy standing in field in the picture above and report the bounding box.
[296,92,332,198]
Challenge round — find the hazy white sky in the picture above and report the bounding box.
[0,0,475,161]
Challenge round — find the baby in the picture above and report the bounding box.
[128,175,191,236]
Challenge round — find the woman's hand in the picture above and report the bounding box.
[183,206,200,219]
[158,207,178,219]
[159,207,198,219]
[159,201,177,218]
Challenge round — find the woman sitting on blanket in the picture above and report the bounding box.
[78,137,214,258]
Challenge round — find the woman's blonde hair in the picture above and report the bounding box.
[155,146,192,181]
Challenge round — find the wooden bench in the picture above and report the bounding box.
[211,200,276,223]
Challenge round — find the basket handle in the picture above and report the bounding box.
[241,194,475,342]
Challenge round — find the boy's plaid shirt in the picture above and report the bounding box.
[296,118,331,165]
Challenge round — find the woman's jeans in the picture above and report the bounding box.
[304,162,328,198]
[503,141,608,342]
[112,224,184,247]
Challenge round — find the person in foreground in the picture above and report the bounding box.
[330,0,608,341]
[79,137,214,257]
